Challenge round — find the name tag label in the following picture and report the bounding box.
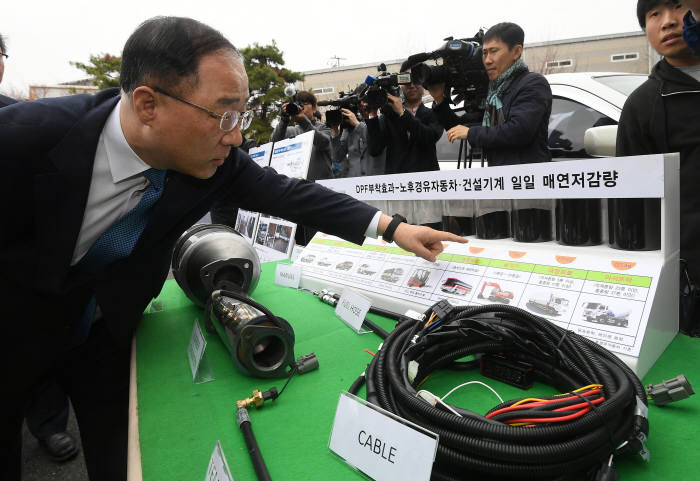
[274,263,302,289]
[187,319,214,384]
[329,392,438,481]
[335,289,372,332]
[204,440,234,481]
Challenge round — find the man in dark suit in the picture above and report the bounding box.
[366,60,444,174]
[0,17,464,481]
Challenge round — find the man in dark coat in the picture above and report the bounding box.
[0,17,464,481]
[430,22,552,167]
[365,61,444,174]
[617,0,700,334]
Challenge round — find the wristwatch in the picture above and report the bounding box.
[382,214,407,244]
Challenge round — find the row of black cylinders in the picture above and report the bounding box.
[432,198,661,251]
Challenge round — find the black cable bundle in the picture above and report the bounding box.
[355,302,649,481]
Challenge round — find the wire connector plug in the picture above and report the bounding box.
[646,374,695,406]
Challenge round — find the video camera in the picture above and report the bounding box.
[405,30,489,123]
[361,64,414,111]
[318,84,368,128]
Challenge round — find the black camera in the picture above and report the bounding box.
[282,85,304,117]
[318,84,367,128]
[405,31,489,123]
[361,63,414,111]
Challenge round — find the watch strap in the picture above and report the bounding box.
[382,214,407,243]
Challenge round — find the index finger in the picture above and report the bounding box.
[435,231,468,244]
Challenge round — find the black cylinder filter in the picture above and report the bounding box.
[608,198,661,251]
[556,199,602,246]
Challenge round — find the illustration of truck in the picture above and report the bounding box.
[582,302,629,328]
[336,261,354,271]
[357,264,376,276]
[317,258,332,267]
[526,293,570,316]
[440,277,473,296]
[381,267,404,283]
[476,282,514,304]
[407,269,431,288]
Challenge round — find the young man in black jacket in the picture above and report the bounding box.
[617,0,700,333]
[430,22,552,167]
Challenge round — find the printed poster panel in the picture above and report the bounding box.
[248,142,273,168]
[269,130,314,179]
[253,216,297,263]
[234,210,259,244]
[295,234,661,358]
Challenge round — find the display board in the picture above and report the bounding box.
[297,235,660,358]
[268,130,314,178]
[299,154,681,378]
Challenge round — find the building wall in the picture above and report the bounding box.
[299,32,654,100]
[29,84,98,100]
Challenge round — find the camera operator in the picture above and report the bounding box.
[366,60,443,174]
[430,22,552,166]
[330,101,386,177]
[271,90,334,180]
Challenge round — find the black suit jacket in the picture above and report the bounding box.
[366,103,443,174]
[0,93,17,107]
[0,89,376,391]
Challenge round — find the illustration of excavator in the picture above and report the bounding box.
[476,282,514,304]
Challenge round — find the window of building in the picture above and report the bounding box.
[311,87,335,94]
[611,52,639,62]
[545,59,573,69]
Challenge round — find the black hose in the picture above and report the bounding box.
[362,317,389,339]
[360,303,648,481]
[237,407,272,481]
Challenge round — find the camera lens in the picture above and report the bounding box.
[286,103,300,116]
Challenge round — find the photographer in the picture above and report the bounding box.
[430,22,552,166]
[271,90,334,180]
[330,102,386,177]
[365,61,443,174]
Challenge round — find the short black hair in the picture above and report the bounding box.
[637,0,680,29]
[295,90,317,108]
[400,59,413,73]
[484,22,525,50]
[120,16,239,93]
[0,33,7,55]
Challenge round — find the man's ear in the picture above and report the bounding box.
[130,86,158,125]
[512,44,524,60]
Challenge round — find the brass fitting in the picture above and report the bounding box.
[236,389,264,409]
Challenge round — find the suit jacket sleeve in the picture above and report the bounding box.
[467,73,552,149]
[616,83,664,156]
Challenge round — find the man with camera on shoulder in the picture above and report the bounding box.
[430,22,552,167]
[271,90,334,180]
[365,61,443,174]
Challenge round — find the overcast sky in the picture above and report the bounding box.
[0,0,643,97]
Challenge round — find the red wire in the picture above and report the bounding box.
[486,389,602,419]
[506,407,593,424]
[364,349,376,357]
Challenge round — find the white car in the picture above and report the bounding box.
[435,72,648,169]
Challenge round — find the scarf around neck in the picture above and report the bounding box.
[482,57,529,127]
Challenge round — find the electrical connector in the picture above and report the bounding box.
[646,374,695,406]
[430,299,455,321]
[237,387,278,409]
[480,354,534,389]
[594,455,619,481]
[295,353,319,374]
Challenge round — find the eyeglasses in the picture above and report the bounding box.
[0,53,7,59]
[153,86,252,132]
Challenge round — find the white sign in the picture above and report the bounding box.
[248,142,273,168]
[329,392,438,481]
[274,263,302,289]
[187,319,214,384]
[204,441,234,481]
[318,155,665,200]
[335,289,372,332]
[269,130,314,179]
